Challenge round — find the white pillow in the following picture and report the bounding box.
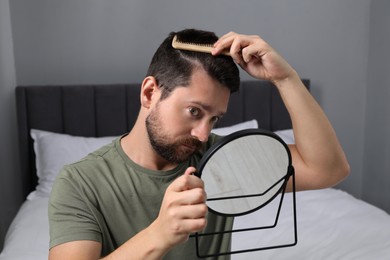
[28,120,259,200]
[29,129,117,200]
[273,129,295,144]
[211,119,258,136]
[212,120,295,145]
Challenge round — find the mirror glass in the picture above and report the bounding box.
[198,130,291,216]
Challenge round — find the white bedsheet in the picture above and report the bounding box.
[0,198,49,260]
[1,188,390,260]
[231,188,390,259]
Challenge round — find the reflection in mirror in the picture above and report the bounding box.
[198,130,291,216]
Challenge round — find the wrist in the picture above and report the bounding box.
[272,69,300,90]
[146,221,172,256]
[108,223,170,260]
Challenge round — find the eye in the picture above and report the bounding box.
[188,107,200,117]
[211,116,220,124]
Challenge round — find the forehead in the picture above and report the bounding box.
[168,69,231,112]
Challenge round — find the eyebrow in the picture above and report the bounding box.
[190,101,226,117]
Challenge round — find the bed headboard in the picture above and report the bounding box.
[15,80,310,199]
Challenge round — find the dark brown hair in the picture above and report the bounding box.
[146,29,240,100]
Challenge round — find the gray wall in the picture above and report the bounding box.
[363,0,390,211]
[0,0,21,251]
[1,0,389,250]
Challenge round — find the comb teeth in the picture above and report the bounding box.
[172,35,230,56]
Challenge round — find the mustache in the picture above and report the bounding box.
[180,137,203,149]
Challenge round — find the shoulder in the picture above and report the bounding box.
[53,138,123,190]
[64,137,119,174]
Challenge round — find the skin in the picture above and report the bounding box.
[49,32,350,260]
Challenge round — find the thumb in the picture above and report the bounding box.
[184,166,197,176]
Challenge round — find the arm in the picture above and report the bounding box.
[213,32,350,191]
[49,167,207,260]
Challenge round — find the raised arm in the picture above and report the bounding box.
[213,32,350,191]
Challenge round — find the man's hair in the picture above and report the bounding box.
[146,29,240,100]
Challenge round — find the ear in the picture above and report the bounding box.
[140,76,161,108]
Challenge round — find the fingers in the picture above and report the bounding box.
[168,203,208,221]
[167,168,207,209]
[155,168,208,247]
[183,166,197,176]
[164,202,208,237]
[169,167,204,192]
[178,217,208,234]
[170,181,206,205]
[164,166,207,214]
[213,32,267,64]
[212,32,239,59]
[212,31,294,81]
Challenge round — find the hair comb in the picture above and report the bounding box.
[172,35,230,56]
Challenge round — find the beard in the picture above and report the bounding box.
[145,103,203,164]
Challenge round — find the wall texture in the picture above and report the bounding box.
[1,0,388,250]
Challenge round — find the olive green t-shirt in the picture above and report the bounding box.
[48,134,233,259]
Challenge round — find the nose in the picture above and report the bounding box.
[191,122,211,143]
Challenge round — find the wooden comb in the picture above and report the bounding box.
[172,35,230,56]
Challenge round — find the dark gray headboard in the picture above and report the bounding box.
[15,80,309,198]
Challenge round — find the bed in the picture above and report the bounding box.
[1,80,390,259]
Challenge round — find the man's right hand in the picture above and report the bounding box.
[150,166,208,250]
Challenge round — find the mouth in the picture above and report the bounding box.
[181,143,196,153]
[181,139,201,153]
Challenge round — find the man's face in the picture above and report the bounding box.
[145,69,230,163]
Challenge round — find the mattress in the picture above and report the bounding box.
[1,188,389,259]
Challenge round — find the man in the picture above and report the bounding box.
[48,29,350,259]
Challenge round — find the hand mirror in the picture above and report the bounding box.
[197,128,293,216]
[194,129,297,257]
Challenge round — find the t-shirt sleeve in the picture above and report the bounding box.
[48,166,102,249]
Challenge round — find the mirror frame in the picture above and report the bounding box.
[196,129,292,217]
[194,129,298,258]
